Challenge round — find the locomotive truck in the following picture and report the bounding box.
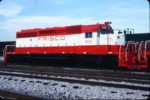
[3,22,150,69]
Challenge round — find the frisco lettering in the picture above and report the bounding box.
[38,36,65,41]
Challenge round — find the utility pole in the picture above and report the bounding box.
[148,0,150,33]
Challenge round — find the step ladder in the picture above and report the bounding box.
[3,46,7,64]
[3,45,16,64]
[119,41,150,69]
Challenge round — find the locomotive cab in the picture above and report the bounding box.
[96,24,125,46]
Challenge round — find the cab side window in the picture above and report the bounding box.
[85,32,92,38]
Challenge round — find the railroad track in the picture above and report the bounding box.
[0,90,43,100]
[0,71,149,91]
[0,64,150,80]
[0,68,149,85]
[0,66,150,91]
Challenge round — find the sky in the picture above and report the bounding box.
[0,0,149,41]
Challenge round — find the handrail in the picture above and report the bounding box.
[144,40,150,60]
[125,41,135,60]
[145,40,150,52]
[5,45,16,47]
[138,41,144,61]
[119,44,122,59]
[3,46,7,57]
[5,45,16,52]
[125,41,135,51]
[138,41,142,61]
[3,45,16,56]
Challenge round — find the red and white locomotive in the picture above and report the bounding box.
[3,22,150,69]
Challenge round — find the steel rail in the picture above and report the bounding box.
[0,68,149,85]
[0,64,150,80]
[0,71,149,91]
[0,90,44,100]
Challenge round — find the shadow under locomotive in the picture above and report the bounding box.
[7,54,118,69]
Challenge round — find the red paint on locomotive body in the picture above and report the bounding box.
[15,45,120,55]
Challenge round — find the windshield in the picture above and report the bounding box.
[100,25,113,34]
